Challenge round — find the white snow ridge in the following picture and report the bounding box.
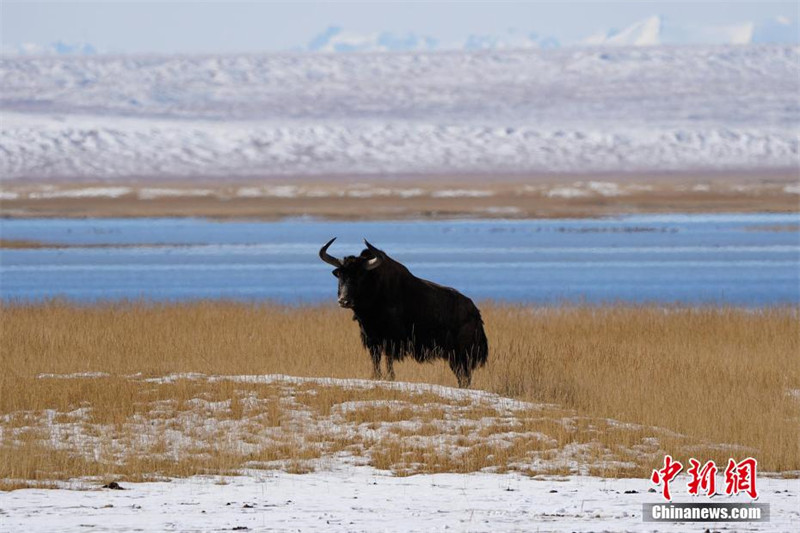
[0,45,797,179]
[585,15,662,46]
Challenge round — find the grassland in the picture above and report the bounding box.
[1,302,798,489]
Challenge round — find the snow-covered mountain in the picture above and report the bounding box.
[584,16,662,46]
[307,26,558,52]
[462,29,559,50]
[308,15,798,52]
[308,26,438,52]
[5,40,98,56]
[5,15,797,57]
[584,14,799,47]
[1,45,797,179]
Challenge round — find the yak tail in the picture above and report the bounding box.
[473,324,489,369]
[466,312,489,370]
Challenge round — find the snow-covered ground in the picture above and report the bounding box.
[2,468,797,532]
[1,45,797,179]
[1,374,798,531]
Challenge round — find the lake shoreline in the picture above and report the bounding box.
[2,171,798,220]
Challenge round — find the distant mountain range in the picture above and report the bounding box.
[307,26,559,52]
[9,40,98,56]
[584,14,798,46]
[4,15,798,55]
[307,15,797,52]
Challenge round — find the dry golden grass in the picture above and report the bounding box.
[0,239,54,249]
[0,373,679,488]
[1,301,798,488]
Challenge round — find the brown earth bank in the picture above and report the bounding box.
[1,170,798,220]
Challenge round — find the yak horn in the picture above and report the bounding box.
[364,239,380,253]
[319,237,342,267]
[363,239,383,270]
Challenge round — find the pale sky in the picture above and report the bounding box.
[2,1,797,53]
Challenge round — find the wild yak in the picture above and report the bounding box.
[318,238,488,388]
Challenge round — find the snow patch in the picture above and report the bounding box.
[37,372,111,379]
[546,187,591,199]
[264,185,299,198]
[27,187,131,199]
[396,188,424,198]
[138,188,213,200]
[586,181,626,197]
[235,187,264,198]
[479,206,522,215]
[431,189,494,198]
[346,188,394,198]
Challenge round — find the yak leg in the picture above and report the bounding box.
[385,355,396,381]
[369,345,383,380]
[456,368,472,389]
[448,357,471,389]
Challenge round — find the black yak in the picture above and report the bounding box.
[318,238,488,387]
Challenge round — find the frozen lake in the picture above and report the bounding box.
[1,214,798,306]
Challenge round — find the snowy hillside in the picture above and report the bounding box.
[1,373,797,531]
[1,45,797,179]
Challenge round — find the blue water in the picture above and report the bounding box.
[1,214,798,306]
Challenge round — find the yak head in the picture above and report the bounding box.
[318,238,385,309]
